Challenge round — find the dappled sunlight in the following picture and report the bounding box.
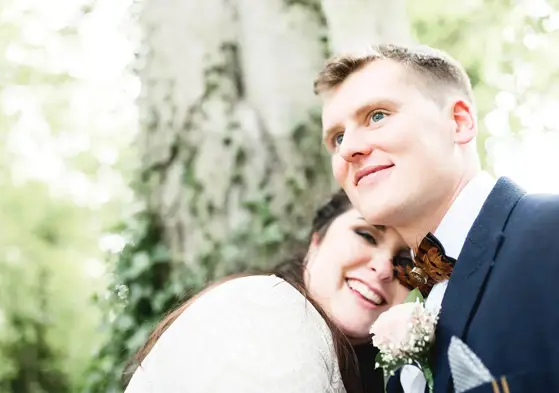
[2,0,139,205]
[0,0,139,389]
[490,131,559,193]
[99,233,127,255]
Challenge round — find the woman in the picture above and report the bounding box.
[124,190,412,393]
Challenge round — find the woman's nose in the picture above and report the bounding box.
[367,252,394,282]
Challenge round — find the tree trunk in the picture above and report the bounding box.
[137,0,411,280]
[320,0,412,54]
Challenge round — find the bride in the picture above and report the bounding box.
[124,190,411,393]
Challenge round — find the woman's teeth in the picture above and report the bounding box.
[347,279,384,305]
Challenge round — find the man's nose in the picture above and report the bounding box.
[339,129,373,162]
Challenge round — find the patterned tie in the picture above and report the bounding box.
[393,232,457,297]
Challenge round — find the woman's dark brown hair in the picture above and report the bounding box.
[126,189,364,392]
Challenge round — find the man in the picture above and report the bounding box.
[314,44,559,392]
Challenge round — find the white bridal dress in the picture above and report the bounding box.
[124,275,346,393]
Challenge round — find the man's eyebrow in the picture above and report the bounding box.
[355,98,400,118]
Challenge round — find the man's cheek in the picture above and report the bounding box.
[331,155,348,186]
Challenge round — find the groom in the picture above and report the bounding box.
[314,44,559,392]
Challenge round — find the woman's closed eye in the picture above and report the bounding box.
[354,229,377,245]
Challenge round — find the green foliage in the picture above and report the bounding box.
[403,288,425,304]
[81,205,209,392]
[0,180,106,393]
[409,0,559,170]
[0,0,135,392]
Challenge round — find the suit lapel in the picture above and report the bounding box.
[432,177,525,392]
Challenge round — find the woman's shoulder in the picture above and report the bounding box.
[203,274,294,297]
[128,274,345,392]
[175,274,323,334]
[191,274,304,308]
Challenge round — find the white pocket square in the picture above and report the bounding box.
[448,336,494,393]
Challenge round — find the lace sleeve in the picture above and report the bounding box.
[124,275,346,393]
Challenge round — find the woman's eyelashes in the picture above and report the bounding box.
[354,229,377,245]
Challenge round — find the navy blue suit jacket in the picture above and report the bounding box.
[388,177,559,393]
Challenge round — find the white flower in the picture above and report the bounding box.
[369,289,439,393]
[371,300,437,357]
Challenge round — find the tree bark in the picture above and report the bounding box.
[321,0,412,54]
[137,0,411,280]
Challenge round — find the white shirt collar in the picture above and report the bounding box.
[433,172,496,260]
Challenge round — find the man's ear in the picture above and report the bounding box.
[451,99,476,145]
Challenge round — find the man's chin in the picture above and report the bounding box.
[358,203,391,225]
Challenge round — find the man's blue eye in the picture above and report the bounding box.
[370,112,385,123]
[335,133,344,145]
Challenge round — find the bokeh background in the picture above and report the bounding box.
[1,0,558,392]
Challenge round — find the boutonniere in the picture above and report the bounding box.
[370,288,439,393]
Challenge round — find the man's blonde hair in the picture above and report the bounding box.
[314,43,475,108]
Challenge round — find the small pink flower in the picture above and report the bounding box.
[370,301,424,351]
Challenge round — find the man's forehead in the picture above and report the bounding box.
[320,89,345,128]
